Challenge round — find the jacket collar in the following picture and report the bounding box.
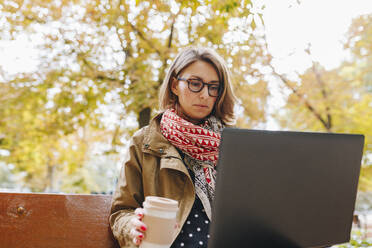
[142,113,191,176]
[142,113,181,159]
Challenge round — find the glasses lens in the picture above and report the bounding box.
[188,79,203,92]
[208,85,220,97]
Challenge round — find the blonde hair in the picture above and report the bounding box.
[159,47,237,125]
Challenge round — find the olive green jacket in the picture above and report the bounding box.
[109,114,195,247]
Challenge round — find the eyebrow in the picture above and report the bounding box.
[189,75,220,84]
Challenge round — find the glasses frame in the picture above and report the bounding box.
[177,77,221,97]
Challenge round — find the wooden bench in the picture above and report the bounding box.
[0,192,120,248]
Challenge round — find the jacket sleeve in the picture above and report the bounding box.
[110,132,144,248]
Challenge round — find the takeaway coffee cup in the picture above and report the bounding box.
[139,196,179,248]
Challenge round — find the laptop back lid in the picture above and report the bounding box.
[208,128,364,248]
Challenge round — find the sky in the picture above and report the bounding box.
[263,0,372,73]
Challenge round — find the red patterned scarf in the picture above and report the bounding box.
[160,109,221,186]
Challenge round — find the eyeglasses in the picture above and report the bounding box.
[177,77,221,97]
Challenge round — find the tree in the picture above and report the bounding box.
[344,14,372,93]
[0,0,271,191]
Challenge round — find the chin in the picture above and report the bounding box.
[183,108,213,122]
[190,112,211,120]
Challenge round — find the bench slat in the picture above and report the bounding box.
[0,192,120,248]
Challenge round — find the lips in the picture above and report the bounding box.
[194,104,208,108]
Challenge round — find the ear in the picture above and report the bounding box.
[170,77,179,96]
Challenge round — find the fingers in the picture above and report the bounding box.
[130,228,144,245]
[133,237,140,246]
[131,217,147,232]
[130,208,147,246]
[135,208,145,221]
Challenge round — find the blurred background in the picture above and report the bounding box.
[0,0,371,246]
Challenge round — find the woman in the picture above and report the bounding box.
[110,46,237,247]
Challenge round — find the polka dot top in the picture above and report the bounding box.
[171,166,210,247]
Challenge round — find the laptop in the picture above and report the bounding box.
[208,128,364,248]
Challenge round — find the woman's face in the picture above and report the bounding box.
[171,60,220,123]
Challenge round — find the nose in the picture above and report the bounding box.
[199,85,209,99]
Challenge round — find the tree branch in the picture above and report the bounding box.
[116,0,131,59]
[158,17,176,86]
[263,36,331,132]
[167,17,175,48]
[269,64,331,131]
[305,44,332,131]
[128,22,162,56]
[311,63,332,130]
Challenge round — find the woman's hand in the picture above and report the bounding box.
[129,208,147,246]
